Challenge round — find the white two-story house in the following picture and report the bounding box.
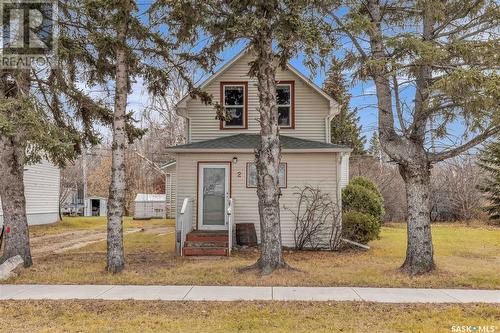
[166,49,352,256]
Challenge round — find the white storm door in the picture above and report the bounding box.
[198,164,229,230]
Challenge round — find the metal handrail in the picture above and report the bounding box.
[227,198,234,255]
[180,197,189,214]
[178,198,192,256]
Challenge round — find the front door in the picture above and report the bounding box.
[198,164,230,230]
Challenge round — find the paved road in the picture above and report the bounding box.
[1,285,499,303]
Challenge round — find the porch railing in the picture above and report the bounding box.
[177,197,193,256]
[227,198,234,255]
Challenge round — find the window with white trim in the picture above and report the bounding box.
[247,162,287,188]
[222,84,246,128]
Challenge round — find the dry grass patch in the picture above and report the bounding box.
[1,300,498,333]
[29,216,174,237]
[5,219,500,288]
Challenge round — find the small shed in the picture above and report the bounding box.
[134,194,167,219]
[84,196,107,217]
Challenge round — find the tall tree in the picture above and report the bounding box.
[165,0,330,274]
[327,0,499,274]
[324,59,365,154]
[0,54,111,266]
[106,0,132,273]
[477,140,500,222]
[62,0,197,272]
[0,71,35,266]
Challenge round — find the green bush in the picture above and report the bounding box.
[342,184,385,222]
[350,176,383,202]
[342,211,381,244]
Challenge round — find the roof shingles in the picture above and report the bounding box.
[168,134,350,151]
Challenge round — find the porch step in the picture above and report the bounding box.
[184,240,228,248]
[183,230,229,257]
[186,231,228,243]
[183,246,228,256]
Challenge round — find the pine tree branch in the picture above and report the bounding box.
[455,23,499,41]
[433,0,482,37]
[408,2,434,141]
[328,14,368,60]
[436,11,497,39]
[429,125,500,162]
[392,75,407,134]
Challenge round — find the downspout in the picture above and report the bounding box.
[325,100,338,144]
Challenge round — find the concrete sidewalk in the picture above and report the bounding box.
[1,285,499,303]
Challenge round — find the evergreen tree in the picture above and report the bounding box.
[59,0,196,273]
[164,0,330,275]
[327,0,499,274]
[324,59,365,154]
[0,23,112,266]
[477,140,500,222]
[368,131,381,161]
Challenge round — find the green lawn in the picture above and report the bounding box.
[6,217,499,288]
[1,301,498,333]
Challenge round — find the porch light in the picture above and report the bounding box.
[232,157,238,164]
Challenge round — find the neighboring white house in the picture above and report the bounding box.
[134,193,167,219]
[84,196,107,217]
[166,49,352,256]
[0,160,60,226]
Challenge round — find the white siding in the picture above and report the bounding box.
[165,164,176,218]
[0,160,60,226]
[175,152,339,247]
[186,52,331,143]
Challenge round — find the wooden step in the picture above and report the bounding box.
[183,246,228,256]
[184,240,228,248]
[186,232,228,242]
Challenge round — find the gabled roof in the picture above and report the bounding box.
[176,48,338,113]
[165,134,351,153]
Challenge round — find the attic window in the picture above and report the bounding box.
[221,82,248,129]
[277,81,295,128]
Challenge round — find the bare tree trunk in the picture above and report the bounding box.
[0,136,32,267]
[106,4,130,273]
[399,163,434,275]
[252,36,288,275]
